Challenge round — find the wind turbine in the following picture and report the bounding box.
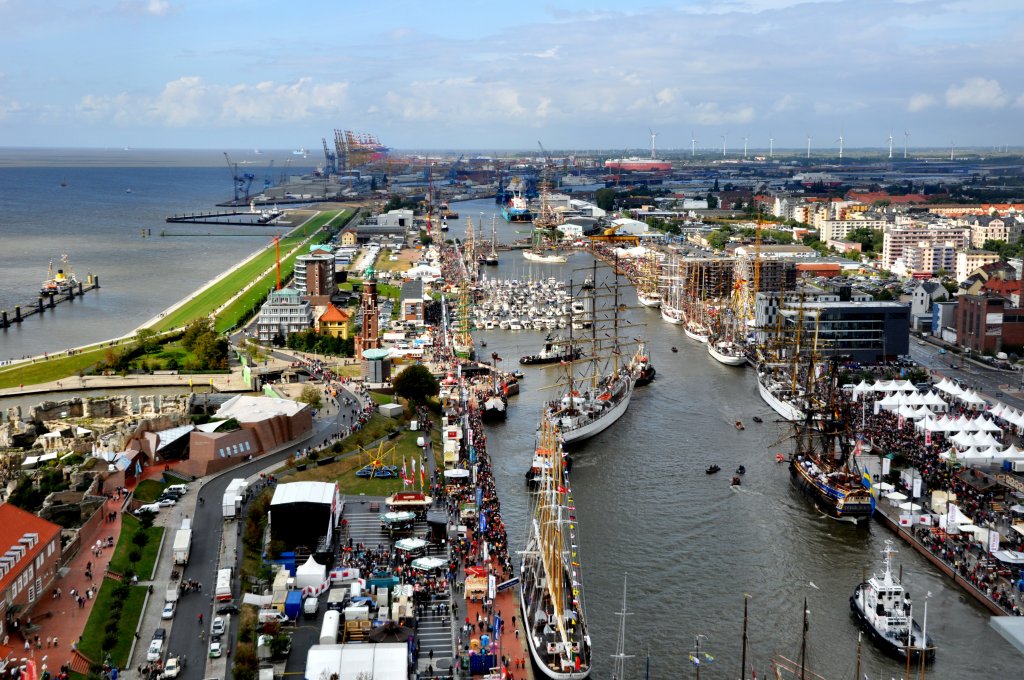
[836,130,844,161]
[769,135,774,159]
[806,134,812,159]
[743,136,749,160]
[722,134,727,157]
[649,129,658,160]
[903,130,910,159]
[691,132,697,158]
[887,131,894,160]
[950,141,955,161]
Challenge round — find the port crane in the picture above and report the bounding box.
[223,152,255,204]
[447,154,464,185]
[322,137,338,175]
[263,160,275,193]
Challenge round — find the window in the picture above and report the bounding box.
[47,541,54,557]
[27,582,34,603]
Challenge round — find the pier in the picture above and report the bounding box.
[165,210,281,226]
[0,275,100,329]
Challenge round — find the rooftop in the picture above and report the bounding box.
[270,481,338,507]
[214,395,308,422]
[0,504,62,594]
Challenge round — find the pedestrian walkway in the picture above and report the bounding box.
[24,493,127,672]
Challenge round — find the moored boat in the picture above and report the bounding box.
[850,540,935,663]
[636,291,661,308]
[708,340,746,366]
[683,321,709,343]
[523,249,569,264]
[756,370,806,422]
[521,415,592,679]
[520,335,584,366]
[626,342,656,387]
[660,304,684,325]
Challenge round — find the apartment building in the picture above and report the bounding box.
[256,287,313,343]
[0,504,62,635]
[882,224,970,271]
[955,251,1002,283]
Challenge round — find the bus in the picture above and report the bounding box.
[215,568,233,602]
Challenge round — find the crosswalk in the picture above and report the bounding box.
[338,498,455,677]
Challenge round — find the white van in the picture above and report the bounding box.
[258,610,289,624]
[165,484,188,495]
[137,503,161,514]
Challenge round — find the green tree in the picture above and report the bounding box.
[707,194,719,209]
[181,318,214,352]
[135,328,159,353]
[706,227,732,251]
[595,188,617,212]
[298,384,323,409]
[392,364,440,405]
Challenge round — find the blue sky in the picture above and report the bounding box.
[1,0,1021,151]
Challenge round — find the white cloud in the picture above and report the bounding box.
[907,93,935,112]
[945,77,1008,109]
[771,94,796,113]
[146,0,171,15]
[76,76,350,127]
[113,0,176,17]
[0,95,23,120]
[1016,94,1024,108]
[525,46,560,59]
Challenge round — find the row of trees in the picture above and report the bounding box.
[285,329,355,356]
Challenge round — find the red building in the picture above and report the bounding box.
[0,504,62,633]
[953,294,1024,355]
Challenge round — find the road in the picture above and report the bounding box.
[909,341,1024,410]
[164,380,364,680]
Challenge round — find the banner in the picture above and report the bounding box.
[946,503,960,528]
[488,573,496,600]
[882,457,891,476]
[899,515,913,526]
[925,429,931,446]
[912,477,922,499]
[918,515,933,526]
[989,529,1000,554]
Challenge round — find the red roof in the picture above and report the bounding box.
[0,503,62,594]
[319,305,351,323]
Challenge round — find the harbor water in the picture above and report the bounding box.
[449,197,1020,679]
[0,150,315,361]
[0,171,1018,678]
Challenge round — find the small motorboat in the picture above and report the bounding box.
[705,464,721,475]
[752,416,763,424]
[731,476,742,486]
[775,453,785,463]
[671,346,678,353]
[481,340,487,348]
[735,421,745,430]
[736,465,746,475]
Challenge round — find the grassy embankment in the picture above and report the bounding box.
[108,513,164,578]
[0,209,352,388]
[77,578,148,668]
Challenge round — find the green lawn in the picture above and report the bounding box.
[77,578,148,667]
[132,479,168,503]
[152,209,350,333]
[0,343,122,388]
[108,513,164,579]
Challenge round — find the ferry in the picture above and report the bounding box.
[41,255,78,295]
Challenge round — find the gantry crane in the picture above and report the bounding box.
[224,152,255,204]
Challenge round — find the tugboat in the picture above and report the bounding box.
[520,334,584,366]
[851,540,935,664]
[626,342,656,387]
[481,394,507,423]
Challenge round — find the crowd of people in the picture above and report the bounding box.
[853,391,1024,615]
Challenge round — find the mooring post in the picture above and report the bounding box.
[1,311,7,329]
[38,297,44,314]
[14,305,21,323]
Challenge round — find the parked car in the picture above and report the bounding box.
[162,657,183,679]
[211,616,226,637]
[156,498,177,508]
[208,641,223,658]
[216,604,239,615]
[161,602,176,620]
[146,639,163,662]
[153,628,167,640]
[137,504,161,515]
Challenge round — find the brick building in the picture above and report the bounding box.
[954,294,1024,355]
[0,504,62,633]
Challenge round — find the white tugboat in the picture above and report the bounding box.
[850,540,935,664]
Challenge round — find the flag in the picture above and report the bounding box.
[925,428,931,446]
[899,514,913,526]
[919,514,933,526]
[420,464,426,486]
[401,457,408,483]
[689,655,700,666]
[703,653,714,662]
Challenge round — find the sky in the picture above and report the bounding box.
[1,0,1022,152]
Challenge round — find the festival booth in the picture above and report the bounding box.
[464,565,489,601]
[386,492,433,518]
[395,537,428,558]
[295,555,327,590]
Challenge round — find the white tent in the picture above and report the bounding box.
[898,502,923,512]
[873,380,898,392]
[939,381,965,398]
[906,391,926,406]
[851,380,873,400]
[911,405,933,420]
[975,417,1002,433]
[950,431,979,448]
[295,556,327,590]
[924,391,948,411]
[991,403,1007,419]
[960,417,982,432]
[875,481,895,491]
[895,380,917,392]
[886,491,908,501]
[974,432,1004,450]
[961,390,986,406]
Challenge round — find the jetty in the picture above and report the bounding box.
[165,209,282,226]
[0,275,100,329]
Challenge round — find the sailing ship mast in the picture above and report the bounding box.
[610,574,632,680]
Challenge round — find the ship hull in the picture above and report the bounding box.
[757,375,805,421]
[684,325,708,343]
[520,584,591,680]
[633,365,656,387]
[558,379,634,446]
[502,205,533,222]
[523,250,568,263]
[708,343,746,366]
[520,350,583,366]
[637,293,661,308]
[789,458,873,523]
[660,306,684,325]
[850,584,935,663]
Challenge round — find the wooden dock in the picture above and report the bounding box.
[0,276,100,329]
[165,210,280,226]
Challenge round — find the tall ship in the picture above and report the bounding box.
[521,414,592,679]
[659,254,684,324]
[41,255,78,295]
[788,358,874,522]
[851,540,936,663]
[756,292,815,421]
[483,217,499,266]
[682,262,711,343]
[707,279,748,366]
[635,250,662,308]
[543,262,636,446]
